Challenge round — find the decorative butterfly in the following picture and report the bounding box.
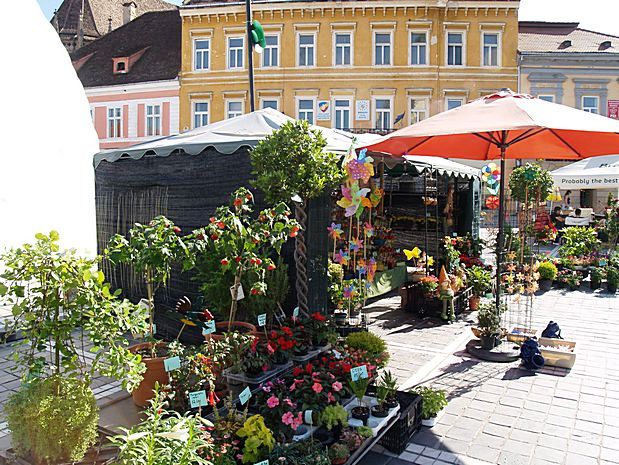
[404,247,422,260]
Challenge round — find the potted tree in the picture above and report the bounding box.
[412,386,448,427]
[348,377,371,425]
[465,265,492,310]
[537,261,557,292]
[477,302,503,350]
[251,119,345,314]
[1,232,148,464]
[107,216,191,407]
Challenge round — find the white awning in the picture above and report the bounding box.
[551,155,619,189]
[94,108,372,168]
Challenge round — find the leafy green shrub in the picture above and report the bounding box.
[559,227,600,258]
[537,261,558,281]
[477,303,505,336]
[345,331,389,363]
[320,404,349,431]
[590,267,605,283]
[6,375,98,464]
[465,266,492,295]
[112,385,213,465]
[411,386,448,419]
[508,163,554,204]
[236,415,275,464]
[607,266,619,287]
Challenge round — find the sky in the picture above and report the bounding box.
[37,0,619,37]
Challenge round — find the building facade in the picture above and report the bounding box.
[178,0,520,132]
[519,21,619,210]
[71,10,181,149]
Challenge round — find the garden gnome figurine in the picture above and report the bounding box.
[438,266,455,322]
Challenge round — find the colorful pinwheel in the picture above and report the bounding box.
[369,186,383,208]
[485,195,500,210]
[363,222,374,237]
[327,222,344,240]
[336,182,372,219]
[345,148,375,182]
[357,259,367,276]
[343,283,356,299]
[349,237,363,252]
[334,249,350,265]
[367,258,377,282]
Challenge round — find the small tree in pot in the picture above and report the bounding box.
[465,266,492,309]
[477,302,504,350]
[251,120,344,314]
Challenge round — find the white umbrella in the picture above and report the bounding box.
[551,155,619,189]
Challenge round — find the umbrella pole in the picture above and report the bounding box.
[495,142,507,310]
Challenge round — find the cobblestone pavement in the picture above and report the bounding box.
[361,286,619,465]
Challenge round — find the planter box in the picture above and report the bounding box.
[346,395,400,437]
[538,337,576,369]
[223,361,293,385]
[507,327,538,344]
[378,390,423,455]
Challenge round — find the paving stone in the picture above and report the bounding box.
[601,447,619,462]
[438,438,470,454]
[419,447,441,458]
[445,427,476,442]
[567,440,600,458]
[466,444,500,463]
[502,439,534,456]
[509,428,539,444]
[437,451,458,463]
[482,422,510,437]
[488,413,516,427]
[397,451,420,463]
[602,435,619,450]
[565,453,598,465]
[412,456,434,465]
[537,434,568,451]
[497,451,529,465]
[357,451,392,465]
[533,445,566,463]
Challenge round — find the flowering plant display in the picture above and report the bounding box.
[289,318,312,355]
[290,362,346,411]
[268,326,296,364]
[237,336,272,377]
[419,275,439,296]
[255,378,303,441]
[305,312,338,347]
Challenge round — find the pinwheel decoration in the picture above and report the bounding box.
[367,258,377,282]
[327,222,344,240]
[485,195,500,210]
[349,237,363,252]
[481,162,501,196]
[336,183,372,218]
[334,249,350,265]
[357,259,367,276]
[346,148,375,182]
[363,222,374,238]
[343,283,357,299]
[369,186,383,208]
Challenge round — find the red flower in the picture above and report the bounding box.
[209,217,216,223]
[173,226,181,233]
[245,193,252,201]
[293,366,304,377]
[220,258,229,266]
[235,256,242,263]
[305,362,313,374]
[216,221,226,229]
[196,233,205,241]
[233,198,243,207]
[311,312,326,322]
[267,264,276,271]
[210,234,219,241]
[290,226,300,238]
[250,288,260,296]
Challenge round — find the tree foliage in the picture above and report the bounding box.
[508,163,554,204]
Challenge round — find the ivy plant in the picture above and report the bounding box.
[0,231,148,391]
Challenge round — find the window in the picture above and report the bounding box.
[410,32,427,65]
[374,98,391,129]
[334,99,351,130]
[263,35,279,67]
[107,107,122,138]
[482,33,499,66]
[582,96,599,114]
[146,104,161,137]
[297,99,315,124]
[447,32,463,66]
[538,95,555,103]
[261,99,278,110]
[447,98,464,110]
[334,33,352,66]
[409,98,427,124]
[226,100,244,119]
[193,102,209,128]
[194,39,210,70]
[298,34,315,67]
[228,37,244,69]
[115,61,126,73]
[374,33,391,65]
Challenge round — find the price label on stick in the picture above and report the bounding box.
[151,323,157,336]
[188,390,207,409]
[257,313,267,327]
[239,386,252,405]
[202,320,216,335]
[292,307,299,319]
[304,410,314,425]
[332,349,342,360]
[230,284,245,301]
[254,461,269,465]
[350,365,368,382]
[164,356,181,372]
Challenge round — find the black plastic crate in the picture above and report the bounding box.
[378,390,423,455]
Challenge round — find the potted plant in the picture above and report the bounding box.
[292,320,312,356]
[328,443,350,465]
[345,332,390,368]
[348,377,370,425]
[412,386,448,427]
[340,428,364,452]
[590,267,605,290]
[380,371,399,409]
[320,404,349,440]
[111,386,215,465]
[477,302,503,350]
[371,379,390,418]
[236,415,276,464]
[107,216,191,406]
[465,265,492,309]
[188,189,298,332]
[307,312,338,348]
[566,271,582,291]
[1,232,148,464]
[537,261,558,292]
[238,337,272,378]
[252,119,345,314]
[268,325,296,365]
[255,378,304,442]
[419,275,439,298]
[607,266,619,293]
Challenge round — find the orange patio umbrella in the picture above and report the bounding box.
[362,89,619,309]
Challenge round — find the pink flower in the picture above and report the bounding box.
[289,383,296,392]
[327,392,335,403]
[282,412,294,426]
[332,381,343,392]
[267,396,280,408]
[262,385,272,393]
[312,382,323,393]
[291,412,303,430]
[284,398,294,408]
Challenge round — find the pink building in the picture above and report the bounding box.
[71,10,180,149]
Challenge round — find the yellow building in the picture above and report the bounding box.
[179,0,520,132]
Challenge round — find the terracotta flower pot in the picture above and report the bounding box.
[129,342,169,407]
[469,295,481,310]
[209,321,258,341]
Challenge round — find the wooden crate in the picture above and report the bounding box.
[538,337,576,369]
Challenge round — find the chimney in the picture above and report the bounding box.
[122,2,137,25]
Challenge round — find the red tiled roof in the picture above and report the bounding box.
[519,21,619,54]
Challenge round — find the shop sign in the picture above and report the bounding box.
[608,100,619,119]
[356,100,370,121]
[317,100,331,120]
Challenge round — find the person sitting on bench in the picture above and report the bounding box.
[565,208,590,226]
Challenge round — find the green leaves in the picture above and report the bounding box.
[508,163,554,204]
